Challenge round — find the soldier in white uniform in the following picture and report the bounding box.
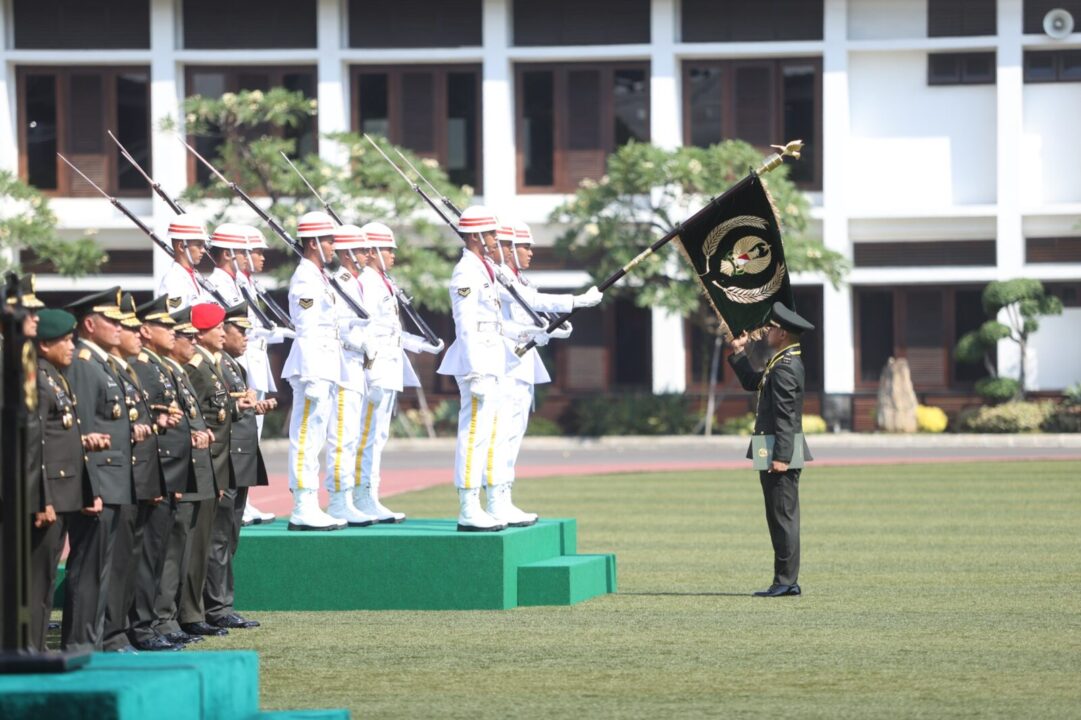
[282,211,350,531]
[355,222,443,523]
[156,213,214,312]
[206,223,249,308]
[321,223,378,526]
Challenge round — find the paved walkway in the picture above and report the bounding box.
[246,434,1081,517]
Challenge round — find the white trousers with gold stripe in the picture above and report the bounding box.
[287,378,333,491]
[453,376,508,489]
[494,379,534,485]
[354,388,397,489]
[323,385,366,492]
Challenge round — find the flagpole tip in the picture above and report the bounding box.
[757,139,804,175]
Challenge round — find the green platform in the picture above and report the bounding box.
[234,518,616,611]
[0,651,349,720]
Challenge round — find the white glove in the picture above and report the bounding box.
[302,379,333,402]
[420,338,445,354]
[529,330,551,347]
[572,286,603,308]
[468,374,497,400]
[271,327,295,342]
[549,323,572,340]
[368,385,385,404]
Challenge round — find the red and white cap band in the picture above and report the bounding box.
[296,211,336,239]
[333,223,367,250]
[511,219,534,245]
[241,225,269,250]
[457,206,499,234]
[167,213,210,242]
[496,224,516,242]
[360,221,396,248]
[209,223,249,249]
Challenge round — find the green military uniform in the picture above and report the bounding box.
[205,304,266,628]
[728,302,814,594]
[63,288,134,649]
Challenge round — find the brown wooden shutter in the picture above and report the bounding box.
[733,65,774,148]
[400,72,436,154]
[564,69,604,187]
[13,0,149,49]
[349,0,481,48]
[66,74,106,198]
[184,0,317,49]
[904,290,946,388]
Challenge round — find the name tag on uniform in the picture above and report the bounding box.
[751,434,806,470]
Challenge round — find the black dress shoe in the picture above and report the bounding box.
[181,621,228,636]
[165,631,203,644]
[212,613,260,629]
[134,636,182,652]
[753,584,802,597]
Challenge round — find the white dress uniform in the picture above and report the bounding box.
[157,214,215,312]
[207,267,245,307]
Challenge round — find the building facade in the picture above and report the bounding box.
[2,0,1080,429]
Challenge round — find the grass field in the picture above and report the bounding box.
[213,460,1081,719]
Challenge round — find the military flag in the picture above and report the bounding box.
[675,173,794,337]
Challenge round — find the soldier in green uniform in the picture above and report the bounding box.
[180,303,232,636]
[728,302,814,598]
[152,308,218,643]
[63,288,136,648]
[205,302,268,630]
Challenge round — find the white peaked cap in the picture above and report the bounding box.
[511,219,534,245]
[209,222,250,249]
[240,224,269,250]
[333,223,368,250]
[166,213,210,243]
[296,210,336,239]
[360,221,397,248]
[456,205,499,235]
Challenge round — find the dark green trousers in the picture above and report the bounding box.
[152,501,195,636]
[759,468,801,587]
[205,487,247,622]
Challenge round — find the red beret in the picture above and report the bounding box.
[190,303,225,330]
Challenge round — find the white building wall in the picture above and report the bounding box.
[847,0,929,40]
[1021,83,1081,207]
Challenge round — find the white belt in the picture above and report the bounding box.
[370,335,402,349]
[249,338,267,352]
[477,321,502,333]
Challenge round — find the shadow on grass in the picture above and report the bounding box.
[620,591,752,597]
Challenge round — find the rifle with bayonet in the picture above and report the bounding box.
[177,137,369,321]
[277,151,440,346]
[108,131,290,331]
[56,152,235,309]
[363,134,549,329]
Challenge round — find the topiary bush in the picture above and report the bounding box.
[916,405,949,433]
[1042,405,1081,433]
[974,377,1022,404]
[958,402,1054,433]
[565,394,697,436]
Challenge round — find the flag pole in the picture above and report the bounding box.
[514,140,802,357]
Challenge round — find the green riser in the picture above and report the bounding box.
[518,554,618,606]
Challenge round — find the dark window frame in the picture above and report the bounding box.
[183,65,319,187]
[1023,50,1081,83]
[349,64,483,193]
[927,52,997,85]
[16,65,151,198]
[183,0,317,49]
[512,0,651,46]
[681,57,823,190]
[514,61,651,194]
[927,0,998,37]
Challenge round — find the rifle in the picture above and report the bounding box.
[393,147,571,333]
[108,131,289,331]
[177,137,369,321]
[513,140,805,356]
[364,134,547,329]
[57,153,233,309]
[278,151,440,346]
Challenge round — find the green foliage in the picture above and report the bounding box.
[391,399,462,438]
[0,171,106,277]
[1063,382,1081,406]
[526,415,564,436]
[172,89,469,311]
[958,401,1055,433]
[1042,405,1081,433]
[718,412,756,436]
[564,393,697,436]
[974,377,1021,404]
[916,405,949,433]
[549,141,848,315]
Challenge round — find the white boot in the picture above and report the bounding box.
[327,490,377,527]
[245,500,276,524]
[457,488,505,532]
[288,489,346,531]
[486,483,538,528]
[354,480,406,524]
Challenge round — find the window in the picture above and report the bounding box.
[13,0,148,49]
[514,0,650,46]
[517,63,649,192]
[928,52,996,85]
[681,0,823,42]
[1024,51,1081,82]
[927,0,996,37]
[1026,237,1081,262]
[683,59,821,188]
[352,65,482,191]
[1023,0,1081,33]
[853,240,996,267]
[349,0,481,48]
[184,0,316,49]
[185,67,317,186]
[17,67,150,196]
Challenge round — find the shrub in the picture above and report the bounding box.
[1042,405,1081,433]
[564,393,696,436]
[916,405,948,433]
[958,401,1054,433]
[803,414,828,434]
[527,415,564,436]
[1064,383,1081,407]
[975,377,1021,404]
[718,412,755,436]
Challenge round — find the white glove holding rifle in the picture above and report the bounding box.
[572,286,603,308]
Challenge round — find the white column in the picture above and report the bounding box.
[996,0,1024,378]
[649,0,680,150]
[316,0,348,166]
[0,3,15,174]
[821,0,854,396]
[480,0,514,209]
[651,307,686,394]
[149,0,184,284]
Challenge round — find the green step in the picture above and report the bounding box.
[253,711,350,719]
[234,518,600,611]
[518,554,618,606]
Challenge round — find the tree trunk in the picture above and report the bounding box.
[876,357,919,433]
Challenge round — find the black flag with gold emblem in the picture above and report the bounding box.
[675,174,794,337]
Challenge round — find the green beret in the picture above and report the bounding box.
[36,309,77,341]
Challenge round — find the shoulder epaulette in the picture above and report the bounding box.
[137,352,149,363]
[189,353,204,368]
[77,348,91,361]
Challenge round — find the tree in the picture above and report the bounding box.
[549,141,848,317]
[954,279,1063,402]
[0,170,106,277]
[173,88,469,311]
